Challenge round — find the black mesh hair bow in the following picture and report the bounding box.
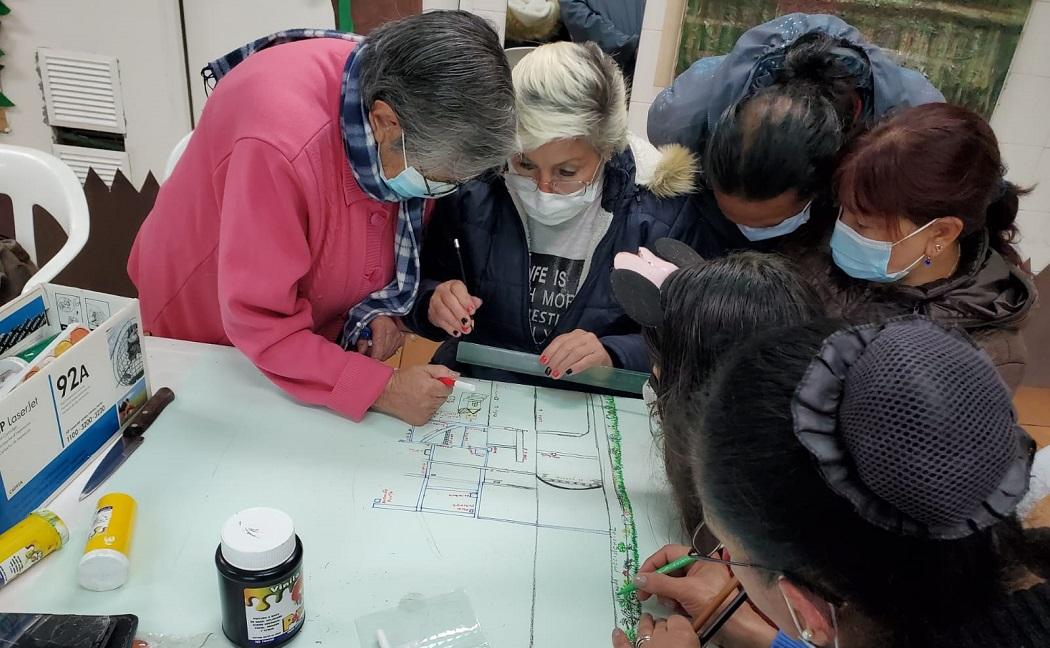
[793,316,1035,539]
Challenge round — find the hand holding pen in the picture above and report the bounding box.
[427,237,482,339]
[428,280,482,338]
[627,544,776,647]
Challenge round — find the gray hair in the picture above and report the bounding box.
[512,41,629,157]
[359,11,517,180]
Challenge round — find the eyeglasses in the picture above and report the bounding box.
[690,521,769,572]
[396,129,460,198]
[505,162,601,196]
[421,175,460,198]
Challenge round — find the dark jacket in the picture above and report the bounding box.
[648,13,944,154]
[931,582,1050,647]
[559,0,645,77]
[800,231,1037,390]
[406,138,699,390]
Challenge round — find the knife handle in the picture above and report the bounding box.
[123,387,176,438]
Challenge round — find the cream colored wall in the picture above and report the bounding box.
[628,0,680,138]
[991,0,1050,273]
[182,0,334,123]
[0,0,192,187]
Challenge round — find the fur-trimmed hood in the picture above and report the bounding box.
[626,133,698,199]
[506,0,561,42]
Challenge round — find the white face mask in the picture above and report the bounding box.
[504,168,603,226]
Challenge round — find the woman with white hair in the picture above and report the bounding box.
[406,41,699,390]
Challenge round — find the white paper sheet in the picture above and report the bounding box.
[2,345,676,647]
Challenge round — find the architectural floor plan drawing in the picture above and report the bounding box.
[372,380,643,642]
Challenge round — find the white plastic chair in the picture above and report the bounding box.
[164,132,193,182]
[0,144,90,294]
[505,46,537,70]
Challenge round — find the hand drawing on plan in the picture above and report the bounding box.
[372,381,642,643]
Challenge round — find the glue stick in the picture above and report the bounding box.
[0,510,68,587]
[78,493,137,591]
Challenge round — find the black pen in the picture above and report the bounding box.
[453,237,469,291]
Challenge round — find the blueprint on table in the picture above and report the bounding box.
[372,381,656,642]
[2,348,674,648]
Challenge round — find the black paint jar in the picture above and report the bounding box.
[215,508,305,647]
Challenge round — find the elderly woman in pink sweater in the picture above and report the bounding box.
[128,13,517,425]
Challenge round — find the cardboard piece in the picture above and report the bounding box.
[32,169,158,299]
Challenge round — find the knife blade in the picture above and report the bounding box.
[79,387,176,501]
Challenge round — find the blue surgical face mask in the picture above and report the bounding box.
[736,201,812,242]
[379,131,458,200]
[831,217,938,283]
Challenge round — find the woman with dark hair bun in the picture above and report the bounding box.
[802,102,1037,389]
[614,318,1050,648]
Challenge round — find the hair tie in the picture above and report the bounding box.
[792,316,1034,539]
[995,178,1011,202]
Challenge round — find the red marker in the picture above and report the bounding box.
[436,377,476,392]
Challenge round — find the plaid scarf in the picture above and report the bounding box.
[204,30,427,349]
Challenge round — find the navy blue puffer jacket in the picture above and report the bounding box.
[406,138,700,391]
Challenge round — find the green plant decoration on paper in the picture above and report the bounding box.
[0,0,12,121]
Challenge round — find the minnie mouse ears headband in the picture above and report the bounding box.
[610,238,706,327]
[794,316,1035,540]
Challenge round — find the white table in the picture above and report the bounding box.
[0,338,676,646]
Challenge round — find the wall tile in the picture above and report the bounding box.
[468,9,506,42]
[1002,143,1044,188]
[1016,210,1050,273]
[642,0,668,31]
[1010,3,1050,77]
[629,101,651,139]
[990,73,1050,146]
[1022,150,1050,212]
[422,0,460,10]
[631,28,663,103]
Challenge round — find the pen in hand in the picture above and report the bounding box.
[618,555,699,596]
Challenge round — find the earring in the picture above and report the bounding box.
[923,256,933,266]
[801,629,815,642]
[935,243,943,253]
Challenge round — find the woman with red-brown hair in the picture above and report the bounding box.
[802,102,1037,389]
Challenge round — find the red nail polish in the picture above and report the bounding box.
[552,371,560,378]
[540,355,548,364]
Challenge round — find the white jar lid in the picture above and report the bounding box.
[220,507,296,571]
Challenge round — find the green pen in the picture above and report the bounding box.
[618,555,699,596]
